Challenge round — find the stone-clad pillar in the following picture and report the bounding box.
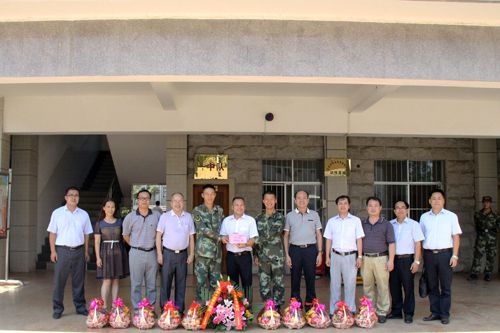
[10,136,38,272]
[474,139,498,208]
[166,135,188,204]
[325,136,349,219]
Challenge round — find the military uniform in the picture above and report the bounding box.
[192,204,224,302]
[471,209,500,275]
[254,211,286,306]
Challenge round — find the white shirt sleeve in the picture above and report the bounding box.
[188,214,196,235]
[323,219,333,240]
[355,218,365,239]
[451,214,462,235]
[122,214,132,236]
[412,220,425,242]
[220,218,228,236]
[249,218,259,238]
[47,211,58,233]
[83,212,93,235]
[156,214,166,233]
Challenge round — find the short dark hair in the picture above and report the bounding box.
[294,190,309,199]
[65,186,80,195]
[335,195,351,205]
[232,196,245,203]
[366,196,382,206]
[429,188,446,200]
[98,198,119,221]
[202,184,216,191]
[393,200,409,209]
[262,190,277,199]
[155,200,160,206]
[136,189,151,199]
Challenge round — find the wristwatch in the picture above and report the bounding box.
[451,255,459,260]
[357,255,363,259]
[414,260,421,265]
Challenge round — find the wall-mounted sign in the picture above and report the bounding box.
[194,154,228,179]
[325,158,351,177]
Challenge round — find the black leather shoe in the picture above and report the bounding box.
[52,312,62,320]
[423,314,441,321]
[484,273,492,281]
[76,309,88,316]
[441,317,450,325]
[467,273,478,281]
[378,315,387,323]
[387,312,403,319]
[404,316,413,324]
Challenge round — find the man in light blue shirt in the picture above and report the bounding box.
[420,189,462,325]
[387,200,424,324]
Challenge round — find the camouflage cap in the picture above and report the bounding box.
[482,196,493,202]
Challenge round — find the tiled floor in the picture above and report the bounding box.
[0,271,498,332]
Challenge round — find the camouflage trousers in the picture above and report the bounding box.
[471,235,497,274]
[195,256,221,303]
[258,258,285,306]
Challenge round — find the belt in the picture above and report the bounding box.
[425,248,452,254]
[395,254,414,259]
[131,246,155,252]
[291,244,316,249]
[332,249,357,256]
[363,251,388,257]
[103,240,120,249]
[228,251,251,256]
[56,245,83,251]
[163,247,187,254]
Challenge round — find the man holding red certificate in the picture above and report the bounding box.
[221,197,259,306]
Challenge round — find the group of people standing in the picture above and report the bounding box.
[48,185,465,327]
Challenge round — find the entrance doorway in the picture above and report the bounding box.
[192,184,230,274]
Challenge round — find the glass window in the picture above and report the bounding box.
[374,160,444,220]
[262,160,323,215]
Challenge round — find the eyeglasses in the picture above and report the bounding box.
[137,197,150,201]
[66,194,79,197]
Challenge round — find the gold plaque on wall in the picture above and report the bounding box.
[325,158,351,177]
[194,154,228,179]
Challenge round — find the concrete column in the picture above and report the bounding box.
[0,98,11,277]
[474,139,498,209]
[165,135,188,204]
[10,136,38,272]
[325,136,349,219]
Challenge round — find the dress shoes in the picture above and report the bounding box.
[378,315,387,323]
[52,312,62,320]
[423,314,441,321]
[484,273,492,281]
[387,312,403,319]
[76,309,88,316]
[404,315,413,324]
[467,273,478,281]
[441,317,450,325]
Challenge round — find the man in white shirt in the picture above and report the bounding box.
[388,200,424,324]
[324,195,364,315]
[221,197,258,304]
[420,189,462,325]
[156,192,195,314]
[47,186,93,319]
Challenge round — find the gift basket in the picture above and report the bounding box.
[331,301,354,329]
[305,299,331,328]
[109,297,131,329]
[282,298,306,329]
[86,298,109,329]
[133,298,156,329]
[182,301,203,330]
[257,299,281,330]
[355,296,377,328]
[201,277,253,331]
[158,300,182,330]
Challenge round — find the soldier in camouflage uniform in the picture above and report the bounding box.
[192,184,225,302]
[254,190,286,308]
[469,196,500,282]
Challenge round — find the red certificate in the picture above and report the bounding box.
[229,233,248,244]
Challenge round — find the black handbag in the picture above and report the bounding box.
[419,269,429,298]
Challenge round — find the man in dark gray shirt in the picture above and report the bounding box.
[361,196,395,324]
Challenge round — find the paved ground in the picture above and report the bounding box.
[0,271,499,332]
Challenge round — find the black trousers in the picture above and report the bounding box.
[52,246,86,315]
[289,245,317,307]
[227,251,253,288]
[423,249,453,318]
[389,255,415,316]
[160,249,188,313]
